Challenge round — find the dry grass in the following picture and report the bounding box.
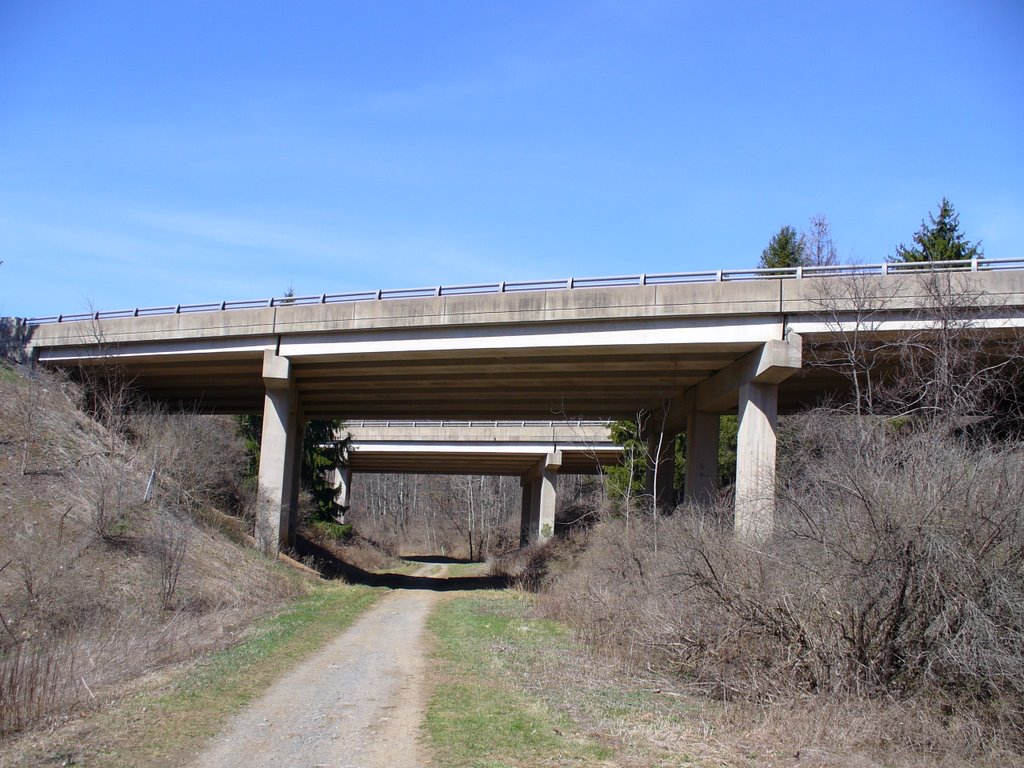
[299,522,401,574]
[0,365,306,739]
[534,413,1024,767]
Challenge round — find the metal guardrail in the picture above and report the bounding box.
[24,257,1023,326]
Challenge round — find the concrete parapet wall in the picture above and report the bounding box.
[347,422,613,444]
[27,271,1024,355]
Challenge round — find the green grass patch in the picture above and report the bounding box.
[441,560,492,578]
[0,362,22,383]
[426,592,614,767]
[309,519,353,541]
[35,582,381,767]
[425,592,714,767]
[378,559,426,575]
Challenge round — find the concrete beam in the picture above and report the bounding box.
[262,349,292,387]
[690,335,802,412]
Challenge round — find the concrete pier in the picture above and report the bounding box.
[256,351,301,554]
[26,270,1024,551]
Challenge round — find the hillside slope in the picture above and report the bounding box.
[0,362,305,736]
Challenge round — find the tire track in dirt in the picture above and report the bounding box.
[191,564,445,768]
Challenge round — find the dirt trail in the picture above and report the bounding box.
[190,564,446,768]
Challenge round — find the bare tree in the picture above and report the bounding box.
[802,214,839,267]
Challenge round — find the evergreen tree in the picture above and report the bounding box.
[301,419,348,521]
[236,414,349,522]
[760,225,807,269]
[604,420,647,503]
[894,198,983,263]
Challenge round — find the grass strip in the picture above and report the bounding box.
[25,582,381,768]
[425,591,615,768]
[0,362,22,383]
[440,561,492,578]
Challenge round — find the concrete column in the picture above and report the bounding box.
[684,408,719,505]
[332,465,353,521]
[537,459,558,541]
[256,352,299,555]
[519,477,534,547]
[286,414,305,546]
[643,429,676,509]
[519,452,561,545]
[735,380,778,539]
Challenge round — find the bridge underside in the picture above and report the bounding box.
[27,271,1023,553]
[59,344,849,419]
[347,444,620,476]
[338,437,621,546]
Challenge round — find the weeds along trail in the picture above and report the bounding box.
[0,364,304,737]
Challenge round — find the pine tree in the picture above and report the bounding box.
[236,414,349,522]
[760,225,807,269]
[301,419,348,521]
[894,198,983,263]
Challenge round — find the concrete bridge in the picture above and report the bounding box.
[20,260,1024,552]
[339,420,621,544]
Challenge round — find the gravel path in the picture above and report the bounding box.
[190,565,444,768]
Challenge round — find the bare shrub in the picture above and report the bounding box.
[0,366,303,737]
[0,642,77,735]
[301,524,399,573]
[348,473,519,558]
[150,509,192,611]
[348,472,601,559]
[131,411,248,517]
[489,532,589,592]
[0,318,32,365]
[79,458,139,542]
[543,418,1024,759]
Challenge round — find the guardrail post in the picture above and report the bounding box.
[134,308,140,317]
[716,270,723,282]
[971,258,979,272]
[795,266,803,279]
[376,289,383,300]
[567,277,574,289]
[498,281,506,292]
[435,286,442,296]
[640,273,647,286]
[881,262,889,276]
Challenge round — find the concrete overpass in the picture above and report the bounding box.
[19,259,1024,552]
[338,420,622,544]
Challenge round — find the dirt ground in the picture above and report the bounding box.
[190,563,447,768]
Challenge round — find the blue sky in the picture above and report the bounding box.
[1,1,1022,319]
